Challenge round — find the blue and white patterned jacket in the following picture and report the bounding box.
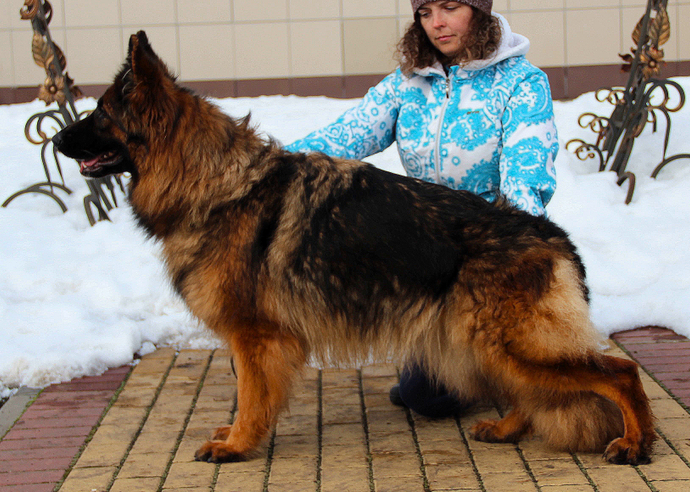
[285,14,558,216]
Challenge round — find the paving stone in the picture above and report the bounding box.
[322,422,366,446]
[528,458,590,487]
[658,417,690,440]
[652,399,690,419]
[361,376,398,395]
[59,465,118,492]
[110,476,161,492]
[321,462,371,492]
[215,469,266,492]
[480,471,537,491]
[649,480,690,491]
[366,408,409,434]
[539,485,595,492]
[424,462,479,489]
[0,446,78,466]
[370,450,421,479]
[266,480,318,492]
[272,433,319,458]
[361,364,398,378]
[585,465,652,492]
[268,455,318,483]
[0,469,64,487]
[372,475,425,491]
[275,413,318,436]
[321,443,369,469]
[638,452,690,482]
[7,331,690,492]
[322,386,362,407]
[368,429,416,454]
[163,460,216,489]
[471,447,528,475]
[322,403,363,425]
[73,434,131,468]
[322,369,360,388]
[117,451,173,479]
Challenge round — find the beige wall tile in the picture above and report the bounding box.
[566,9,621,66]
[10,0,65,29]
[664,4,679,61]
[679,4,690,60]
[511,0,563,11]
[290,20,342,76]
[492,0,508,14]
[12,28,68,86]
[343,18,398,75]
[120,0,176,26]
[343,0,397,19]
[511,11,565,68]
[0,30,13,85]
[46,0,66,29]
[234,22,289,78]
[289,0,340,20]
[234,0,288,23]
[398,16,412,39]
[123,26,179,75]
[2,0,12,29]
[65,27,122,84]
[398,0,413,17]
[620,6,639,54]
[2,0,690,92]
[568,0,619,8]
[179,24,234,81]
[177,0,232,24]
[63,0,120,28]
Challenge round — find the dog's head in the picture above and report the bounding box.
[53,31,178,179]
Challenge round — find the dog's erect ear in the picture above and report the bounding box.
[126,31,171,87]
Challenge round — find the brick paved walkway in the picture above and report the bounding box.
[1,326,689,492]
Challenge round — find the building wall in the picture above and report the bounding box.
[1,0,689,102]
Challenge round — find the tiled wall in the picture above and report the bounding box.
[1,0,689,99]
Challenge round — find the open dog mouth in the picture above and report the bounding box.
[78,150,121,174]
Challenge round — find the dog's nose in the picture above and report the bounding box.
[52,131,64,148]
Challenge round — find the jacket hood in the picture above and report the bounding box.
[464,13,530,70]
[414,12,530,76]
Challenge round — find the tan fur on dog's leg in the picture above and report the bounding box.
[470,408,532,444]
[195,325,306,463]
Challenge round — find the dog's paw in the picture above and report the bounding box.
[469,419,512,443]
[603,437,652,465]
[194,440,249,463]
[211,425,232,441]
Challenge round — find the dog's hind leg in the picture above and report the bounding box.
[469,407,532,444]
[194,324,307,462]
[470,354,655,465]
[587,355,656,464]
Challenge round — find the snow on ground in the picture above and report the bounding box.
[1,79,689,397]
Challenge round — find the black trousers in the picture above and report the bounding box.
[398,363,473,418]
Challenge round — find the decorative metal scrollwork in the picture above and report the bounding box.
[2,0,125,225]
[567,0,690,204]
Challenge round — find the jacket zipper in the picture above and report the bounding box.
[433,75,451,184]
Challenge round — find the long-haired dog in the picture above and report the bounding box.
[53,31,656,465]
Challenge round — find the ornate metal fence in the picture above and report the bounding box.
[2,0,125,225]
[566,0,690,204]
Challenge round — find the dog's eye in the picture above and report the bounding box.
[93,109,109,127]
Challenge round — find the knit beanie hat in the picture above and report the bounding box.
[411,0,492,16]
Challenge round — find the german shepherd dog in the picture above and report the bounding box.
[53,31,656,465]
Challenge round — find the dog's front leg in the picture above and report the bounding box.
[194,324,306,462]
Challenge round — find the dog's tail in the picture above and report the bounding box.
[530,392,625,453]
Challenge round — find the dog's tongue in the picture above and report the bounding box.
[80,157,100,173]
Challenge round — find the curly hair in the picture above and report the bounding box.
[396,7,502,74]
